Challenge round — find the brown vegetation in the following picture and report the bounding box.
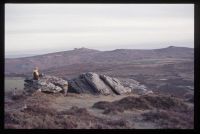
[4,87,193,129]
[5,105,132,129]
[92,94,193,129]
[142,109,194,129]
[5,92,133,129]
[93,94,189,114]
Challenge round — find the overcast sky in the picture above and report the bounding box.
[5,4,194,57]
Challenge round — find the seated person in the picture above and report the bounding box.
[33,67,40,80]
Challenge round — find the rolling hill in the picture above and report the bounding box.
[5,46,194,77]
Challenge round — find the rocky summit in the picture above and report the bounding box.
[24,72,152,95]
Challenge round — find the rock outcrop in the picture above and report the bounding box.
[100,75,131,95]
[68,73,114,95]
[24,75,68,94]
[68,72,132,95]
[24,72,151,95]
[119,78,151,95]
[83,73,112,95]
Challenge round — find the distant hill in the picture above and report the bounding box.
[5,46,194,76]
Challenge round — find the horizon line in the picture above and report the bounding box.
[5,45,194,59]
